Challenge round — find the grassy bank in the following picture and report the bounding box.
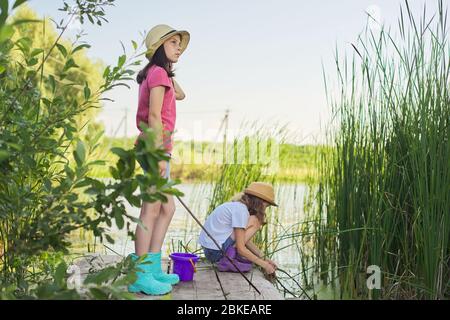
[88,137,321,183]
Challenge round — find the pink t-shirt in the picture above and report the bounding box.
[135,65,176,153]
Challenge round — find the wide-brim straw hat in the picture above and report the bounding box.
[145,24,190,60]
[244,182,278,207]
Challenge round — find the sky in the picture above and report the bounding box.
[27,0,441,145]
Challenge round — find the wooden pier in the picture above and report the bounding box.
[74,254,284,300]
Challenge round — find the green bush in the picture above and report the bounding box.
[0,0,183,299]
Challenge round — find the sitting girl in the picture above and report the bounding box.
[198,182,278,275]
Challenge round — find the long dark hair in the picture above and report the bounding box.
[234,193,268,225]
[136,45,175,84]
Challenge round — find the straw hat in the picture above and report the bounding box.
[244,182,278,207]
[144,24,190,60]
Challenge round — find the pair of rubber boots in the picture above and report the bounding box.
[217,246,253,272]
[128,252,179,295]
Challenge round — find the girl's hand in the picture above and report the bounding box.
[172,78,185,100]
[262,260,276,275]
[158,160,167,177]
[267,259,278,269]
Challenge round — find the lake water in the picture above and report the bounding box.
[74,183,308,256]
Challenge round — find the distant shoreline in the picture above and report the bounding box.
[88,137,324,183]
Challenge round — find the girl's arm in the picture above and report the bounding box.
[247,240,278,268]
[234,228,276,274]
[172,78,186,100]
[246,240,263,258]
[148,86,167,176]
[148,86,165,146]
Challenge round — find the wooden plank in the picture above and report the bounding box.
[191,261,226,300]
[214,266,284,300]
[72,255,282,300]
[251,270,285,300]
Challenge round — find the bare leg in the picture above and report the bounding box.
[134,200,162,256]
[148,195,176,253]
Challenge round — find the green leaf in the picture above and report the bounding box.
[88,160,106,166]
[63,58,79,72]
[73,179,91,189]
[0,150,9,163]
[11,18,41,26]
[87,14,94,25]
[132,40,138,50]
[84,82,91,100]
[36,283,58,299]
[111,147,128,159]
[109,167,120,180]
[74,140,86,167]
[84,266,117,285]
[30,48,44,57]
[89,288,109,300]
[0,0,8,27]
[16,37,32,52]
[41,98,52,107]
[110,82,131,89]
[0,65,5,74]
[43,179,52,191]
[13,0,28,10]
[128,216,146,231]
[26,69,36,78]
[118,55,126,68]
[72,44,91,55]
[23,154,36,167]
[27,57,38,66]
[6,142,21,151]
[54,262,68,287]
[56,43,67,57]
[113,273,137,287]
[128,195,141,207]
[88,178,105,192]
[48,74,56,92]
[0,25,14,43]
[105,234,115,244]
[91,130,104,146]
[124,180,138,199]
[114,207,124,229]
[103,65,111,78]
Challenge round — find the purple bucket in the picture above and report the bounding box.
[169,253,200,281]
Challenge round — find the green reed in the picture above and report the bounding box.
[309,0,450,299]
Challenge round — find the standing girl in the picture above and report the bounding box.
[129,24,189,295]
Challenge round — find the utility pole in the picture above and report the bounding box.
[124,107,128,138]
[211,108,231,164]
[223,108,230,164]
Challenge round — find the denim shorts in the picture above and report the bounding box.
[203,236,235,263]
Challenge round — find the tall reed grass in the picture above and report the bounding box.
[308,0,450,299]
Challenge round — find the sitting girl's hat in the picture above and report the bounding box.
[145,24,190,60]
[244,182,278,207]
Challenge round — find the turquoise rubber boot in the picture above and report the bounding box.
[143,252,180,285]
[127,253,172,295]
